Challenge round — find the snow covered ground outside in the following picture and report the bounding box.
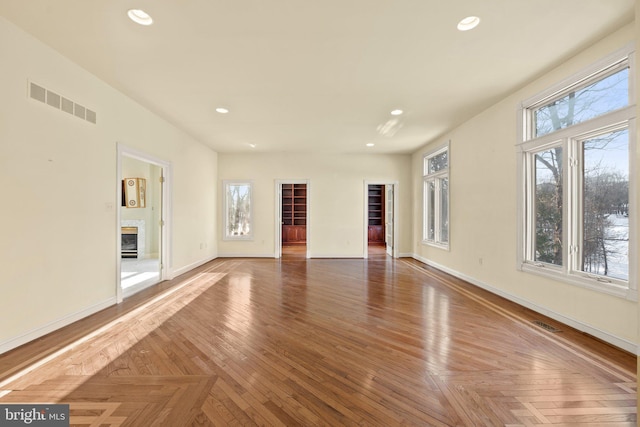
[600,214,629,281]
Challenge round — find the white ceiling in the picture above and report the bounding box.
[0,0,634,154]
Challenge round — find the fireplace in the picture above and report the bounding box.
[121,220,145,258]
[121,226,138,258]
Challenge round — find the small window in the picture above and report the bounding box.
[533,67,629,137]
[423,145,449,248]
[428,150,448,173]
[223,180,253,240]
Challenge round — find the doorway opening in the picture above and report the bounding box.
[365,182,396,258]
[117,145,171,302]
[276,180,309,259]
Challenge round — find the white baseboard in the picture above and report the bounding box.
[0,297,117,355]
[411,254,637,355]
[170,255,218,278]
[311,255,362,259]
[217,252,411,259]
[219,253,387,259]
[217,253,274,259]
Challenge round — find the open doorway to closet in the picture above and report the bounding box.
[276,180,309,259]
[365,182,396,258]
[117,145,171,302]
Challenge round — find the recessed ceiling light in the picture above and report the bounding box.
[248,143,257,148]
[390,109,403,116]
[215,107,229,114]
[366,143,375,147]
[127,9,153,26]
[457,16,480,31]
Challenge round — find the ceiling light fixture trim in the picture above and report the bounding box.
[215,107,230,114]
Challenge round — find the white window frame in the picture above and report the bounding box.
[422,143,450,249]
[223,180,254,241]
[516,44,637,301]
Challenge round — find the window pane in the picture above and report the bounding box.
[534,147,563,265]
[428,151,448,174]
[535,68,628,137]
[440,178,449,243]
[226,183,251,237]
[427,181,435,241]
[581,129,629,280]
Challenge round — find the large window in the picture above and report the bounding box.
[423,145,449,248]
[223,180,253,240]
[518,46,635,297]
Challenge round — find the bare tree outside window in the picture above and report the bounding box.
[439,178,449,243]
[426,180,436,241]
[534,68,628,137]
[428,151,448,174]
[534,147,563,266]
[582,130,629,280]
[225,182,252,239]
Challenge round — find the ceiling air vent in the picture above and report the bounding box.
[29,81,97,125]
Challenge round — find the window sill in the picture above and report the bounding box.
[421,240,449,251]
[222,236,254,241]
[520,262,636,302]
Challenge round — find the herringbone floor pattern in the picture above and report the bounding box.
[0,258,636,426]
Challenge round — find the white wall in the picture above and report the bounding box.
[0,17,218,353]
[218,153,412,258]
[412,22,637,351]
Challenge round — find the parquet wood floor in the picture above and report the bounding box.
[0,257,636,426]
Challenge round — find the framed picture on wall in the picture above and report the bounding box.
[124,178,146,208]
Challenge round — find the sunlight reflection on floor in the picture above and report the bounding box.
[121,258,160,289]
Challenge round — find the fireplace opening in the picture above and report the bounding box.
[121,226,138,258]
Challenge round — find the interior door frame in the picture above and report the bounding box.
[275,179,310,258]
[363,180,398,258]
[385,184,394,256]
[116,143,172,303]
